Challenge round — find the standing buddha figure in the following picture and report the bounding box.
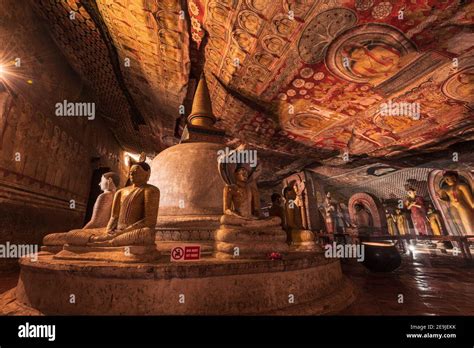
[394,209,409,235]
[385,209,398,236]
[427,205,444,236]
[436,171,474,235]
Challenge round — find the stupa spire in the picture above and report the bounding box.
[188,73,216,128]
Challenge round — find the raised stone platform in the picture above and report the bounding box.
[8,252,355,315]
[54,245,160,263]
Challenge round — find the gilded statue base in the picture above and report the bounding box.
[54,245,160,263]
[289,229,322,252]
[214,225,289,259]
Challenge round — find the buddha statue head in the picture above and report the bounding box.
[99,172,120,192]
[443,171,459,186]
[129,162,151,186]
[407,187,417,199]
[235,166,249,184]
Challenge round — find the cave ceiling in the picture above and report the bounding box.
[29,0,474,180]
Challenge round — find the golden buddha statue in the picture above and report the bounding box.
[385,209,398,236]
[221,167,280,227]
[64,160,160,247]
[42,172,119,250]
[215,161,289,259]
[283,185,303,234]
[394,208,409,235]
[282,182,318,251]
[436,171,474,235]
[427,205,443,236]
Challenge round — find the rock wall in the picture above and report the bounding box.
[0,0,126,272]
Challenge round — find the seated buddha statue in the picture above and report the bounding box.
[220,167,281,228]
[64,161,160,247]
[42,171,119,250]
[215,165,288,259]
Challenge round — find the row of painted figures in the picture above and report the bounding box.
[268,171,473,238]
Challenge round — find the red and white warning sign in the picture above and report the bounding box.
[170,245,201,262]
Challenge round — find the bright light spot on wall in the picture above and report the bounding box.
[123,152,151,166]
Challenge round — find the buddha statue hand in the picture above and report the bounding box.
[225,209,259,220]
[88,227,155,247]
[89,230,116,243]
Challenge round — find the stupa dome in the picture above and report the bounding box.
[149,141,225,228]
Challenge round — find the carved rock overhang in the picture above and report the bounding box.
[23,0,474,182]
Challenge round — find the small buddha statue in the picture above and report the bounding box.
[42,172,120,250]
[64,160,160,247]
[215,165,289,259]
[427,205,444,236]
[436,171,473,235]
[385,209,398,236]
[394,208,409,235]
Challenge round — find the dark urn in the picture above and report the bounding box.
[361,242,401,272]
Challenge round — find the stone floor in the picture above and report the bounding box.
[339,253,474,315]
[0,252,473,315]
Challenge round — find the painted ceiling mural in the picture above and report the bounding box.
[194,0,474,159]
[29,0,474,167]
